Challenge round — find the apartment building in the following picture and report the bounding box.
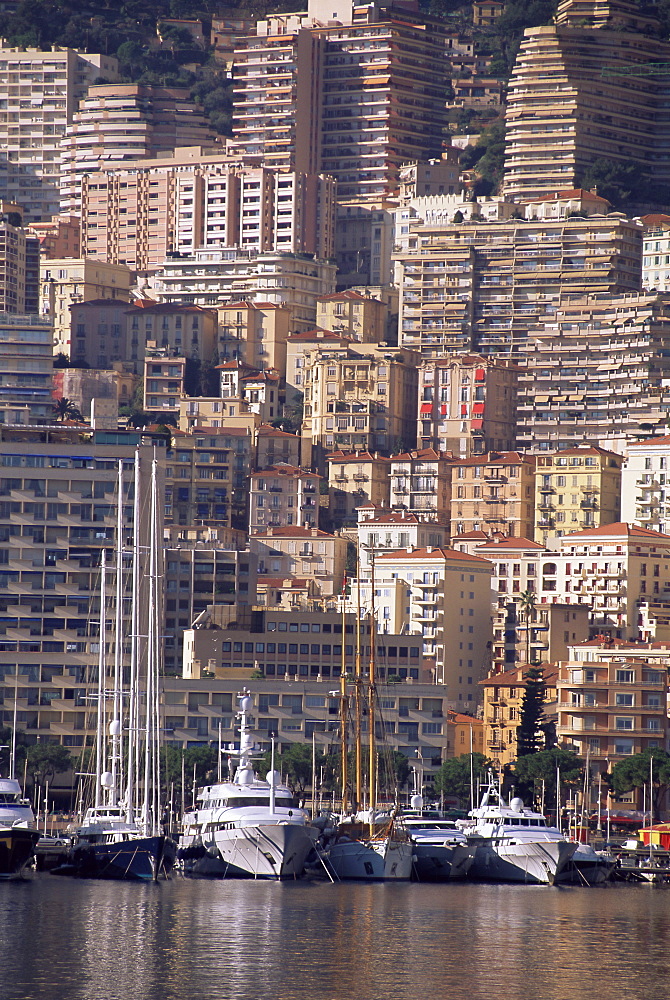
[29,214,81,260]
[0,436,158,750]
[256,425,302,470]
[540,523,670,641]
[326,450,391,528]
[316,290,388,343]
[388,448,453,522]
[396,213,642,358]
[417,354,518,458]
[356,509,449,572]
[81,150,336,272]
[218,301,291,371]
[301,343,420,466]
[0,313,54,426]
[0,208,39,314]
[515,292,670,453]
[164,426,254,531]
[556,640,670,767]
[249,464,321,532]
[40,259,132,359]
[163,528,257,675]
[285,329,351,397]
[504,1,670,200]
[153,249,337,333]
[143,348,186,418]
[450,451,536,539]
[250,525,347,597]
[0,45,119,223]
[534,445,623,545]
[218,360,283,424]
[369,545,493,707]
[480,664,559,769]
[621,437,670,535]
[642,218,670,293]
[60,85,215,214]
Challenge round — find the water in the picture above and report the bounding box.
[2,876,670,1000]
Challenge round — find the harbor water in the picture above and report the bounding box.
[2,876,670,1000]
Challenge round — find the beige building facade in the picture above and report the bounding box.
[40,258,132,358]
[450,451,536,539]
[534,445,623,545]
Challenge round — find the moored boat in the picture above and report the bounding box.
[403,815,475,882]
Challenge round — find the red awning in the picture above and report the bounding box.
[420,403,433,414]
[461,404,468,416]
[475,368,486,381]
[440,404,447,415]
[471,419,483,430]
[473,402,485,415]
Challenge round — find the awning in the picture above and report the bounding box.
[471,419,483,430]
[420,403,433,414]
[475,368,486,381]
[473,402,485,415]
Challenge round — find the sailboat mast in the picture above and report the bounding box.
[354,566,363,809]
[111,459,124,801]
[9,662,18,780]
[340,578,348,814]
[95,549,107,810]
[368,549,377,835]
[126,449,141,824]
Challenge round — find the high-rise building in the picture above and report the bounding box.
[621,436,670,535]
[0,46,119,223]
[0,205,40,314]
[0,313,54,425]
[81,148,336,272]
[60,85,216,214]
[396,213,642,358]
[504,0,670,200]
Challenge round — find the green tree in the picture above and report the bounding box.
[516,666,546,757]
[577,157,640,211]
[26,744,72,786]
[511,747,583,804]
[610,749,670,822]
[434,752,492,807]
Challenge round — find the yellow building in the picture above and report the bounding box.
[451,451,536,538]
[41,257,132,357]
[316,290,388,343]
[446,711,485,759]
[534,444,623,545]
[218,300,291,373]
[480,664,559,769]
[326,450,391,528]
[301,343,420,467]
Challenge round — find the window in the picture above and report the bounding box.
[615,717,633,730]
[615,669,634,683]
[615,693,634,707]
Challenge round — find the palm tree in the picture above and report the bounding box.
[518,589,537,666]
[52,397,83,422]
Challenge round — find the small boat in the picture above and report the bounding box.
[457,780,577,885]
[325,809,413,881]
[0,778,39,880]
[403,814,475,882]
[555,842,617,885]
[178,693,318,879]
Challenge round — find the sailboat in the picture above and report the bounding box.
[178,692,318,878]
[55,453,176,881]
[324,566,413,881]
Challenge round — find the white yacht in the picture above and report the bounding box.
[178,694,318,879]
[0,778,39,879]
[457,782,577,885]
[403,814,475,882]
[325,809,414,881]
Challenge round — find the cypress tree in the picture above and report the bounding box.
[516,666,546,757]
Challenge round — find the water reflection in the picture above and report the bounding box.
[0,877,669,1000]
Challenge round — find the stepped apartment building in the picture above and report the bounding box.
[504,0,670,200]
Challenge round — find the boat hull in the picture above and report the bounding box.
[468,838,576,885]
[54,835,176,881]
[326,836,413,881]
[411,842,475,882]
[0,828,39,880]
[211,823,318,879]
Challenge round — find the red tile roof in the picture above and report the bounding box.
[375,546,492,565]
[561,522,670,541]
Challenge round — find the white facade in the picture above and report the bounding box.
[643,227,670,292]
[621,437,670,534]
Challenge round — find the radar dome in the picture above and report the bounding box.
[109,719,121,737]
[410,794,423,811]
[236,766,255,785]
[100,771,114,788]
[239,695,252,713]
[266,769,281,784]
[510,797,524,813]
